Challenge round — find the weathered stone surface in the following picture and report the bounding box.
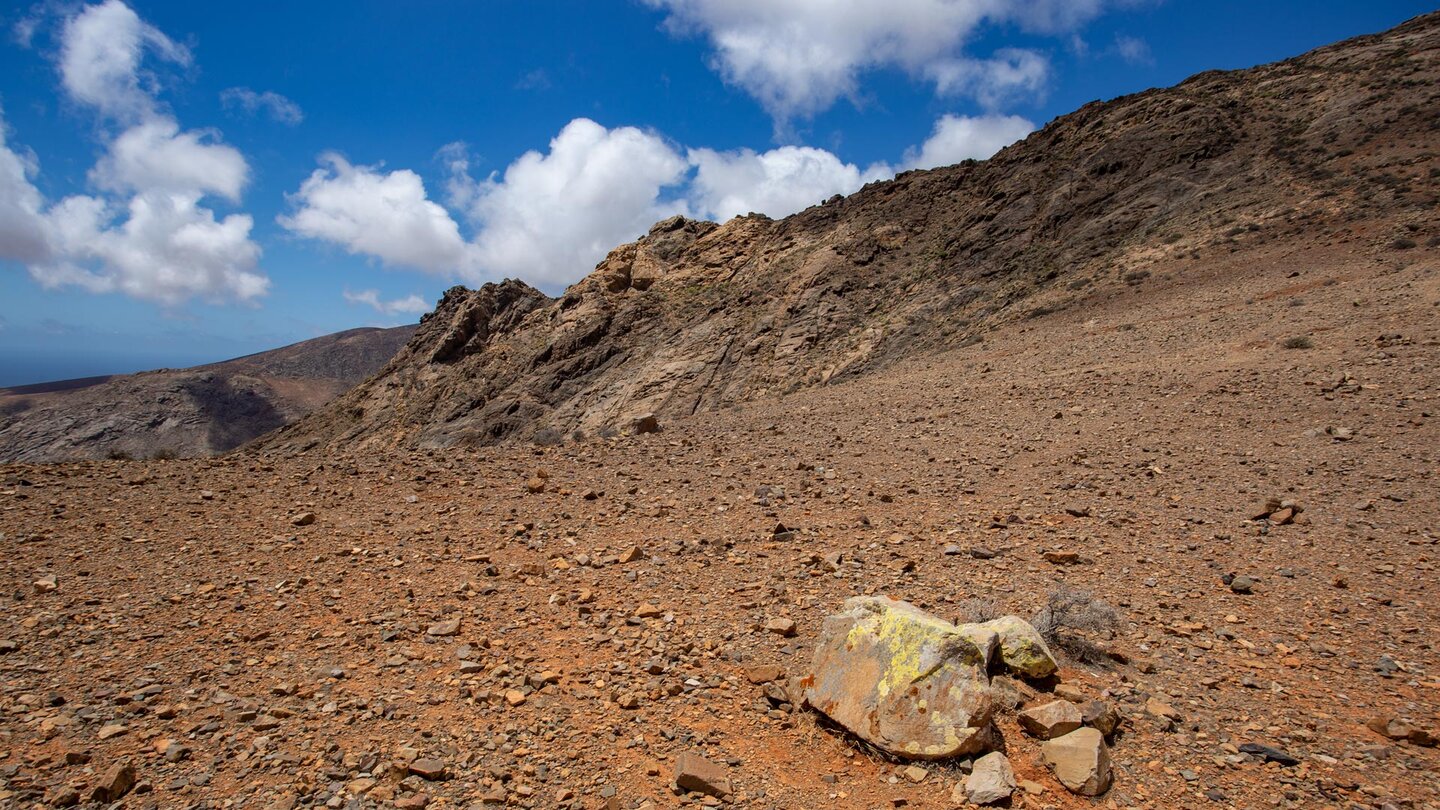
[426,619,460,637]
[804,596,997,759]
[1041,727,1113,796]
[674,752,731,797]
[90,762,136,803]
[408,758,446,780]
[1019,699,1083,739]
[961,751,1016,805]
[976,615,1057,678]
[1081,700,1121,737]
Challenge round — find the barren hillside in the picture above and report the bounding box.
[260,12,1438,454]
[0,326,415,463]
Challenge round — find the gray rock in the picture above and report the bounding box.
[960,751,1016,805]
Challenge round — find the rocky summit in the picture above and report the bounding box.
[1,11,1439,810]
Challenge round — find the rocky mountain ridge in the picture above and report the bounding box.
[258,11,1440,455]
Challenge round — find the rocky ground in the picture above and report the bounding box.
[1,232,1436,808]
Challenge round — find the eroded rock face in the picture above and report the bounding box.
[803,596,999,759]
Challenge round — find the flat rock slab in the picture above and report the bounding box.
[804,595,997,759]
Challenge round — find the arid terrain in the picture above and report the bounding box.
[1,12,1438,810]
[0,326,415,464]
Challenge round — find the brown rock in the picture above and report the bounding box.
[1041,728,1112,796]
[1081,700,1121,737]
[765,617,797,637]
[290,512,316,526]
[426,619,461,637]
[1146,697,1182,721]
[745,664,783,684]
[1019,700,1083,739]
[674,752,731,798]
[90,762,136,803]
[408,758,447,780]
[960,751,1016,805]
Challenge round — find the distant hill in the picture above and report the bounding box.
[0,325,416,462]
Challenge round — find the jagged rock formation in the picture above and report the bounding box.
[0,326,415,462]
[259,13,1440,453]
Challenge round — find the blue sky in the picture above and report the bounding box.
[0,0,1432,386]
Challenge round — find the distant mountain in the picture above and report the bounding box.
[0,325,416,462]
[256,13,1440,454]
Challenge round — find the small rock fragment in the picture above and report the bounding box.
[91,762,136,803]
[1081,700,1121,737]
[960,751,1016,805]
[745,664,782,684]
[674,752,731,798]
[426,619,461,637]
[1237,743,1299,766]
[765,617,797,637]
[409,759,447,780]
[1020,700,1083,740]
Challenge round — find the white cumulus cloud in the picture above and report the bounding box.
[687,145,889,222]
[40,190,265,304]
[284,110,1044,292]
[91,117,249,201]
[462,119,691,290]
[279,153,476,275]
[221,87,304,125]
[904,113,1035,169]
[0,113,53,264]
[343,288,430,316]
[285,119,692,292]
[58,0,189,122]
[0,1,267,306]
[644,0,1123,125]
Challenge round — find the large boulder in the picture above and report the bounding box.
[803,596,998,759]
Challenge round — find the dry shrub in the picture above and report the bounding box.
[953,598,1001,625]
[1031,586,1121,664]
